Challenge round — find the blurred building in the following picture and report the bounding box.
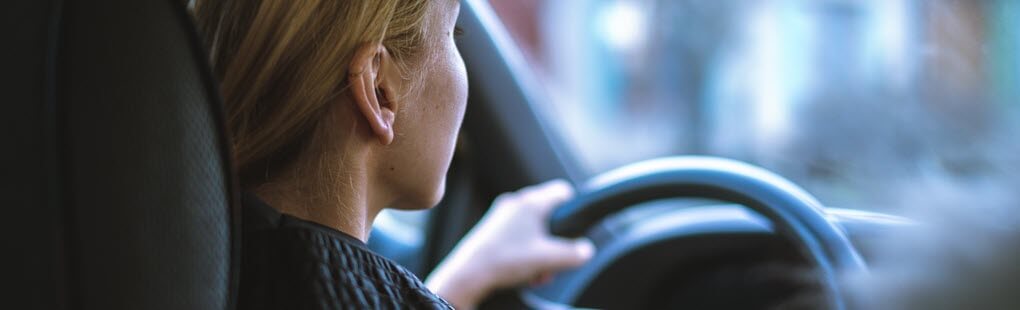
[488,0,1018,210]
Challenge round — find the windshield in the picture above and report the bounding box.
[490,0,1020,210]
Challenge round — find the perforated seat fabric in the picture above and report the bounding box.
[2,0,238,309]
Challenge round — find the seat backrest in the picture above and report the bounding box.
[2,0,237,309]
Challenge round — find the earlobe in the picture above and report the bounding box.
[348,43,400,145]
[376,88,396,145]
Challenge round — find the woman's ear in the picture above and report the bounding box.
[348,42,401,145]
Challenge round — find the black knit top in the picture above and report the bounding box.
[238,193,454,310]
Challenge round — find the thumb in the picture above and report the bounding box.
[539,238,596,272]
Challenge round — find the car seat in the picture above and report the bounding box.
[2,0,239,309]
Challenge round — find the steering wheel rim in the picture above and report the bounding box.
[524,156,867,310]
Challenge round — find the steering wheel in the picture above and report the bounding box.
[521,156,867,310]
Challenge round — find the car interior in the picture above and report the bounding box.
[4,0,1014,309]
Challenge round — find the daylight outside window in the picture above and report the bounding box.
[490,0,1020,211]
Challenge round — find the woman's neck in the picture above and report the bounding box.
[253,152,383,242]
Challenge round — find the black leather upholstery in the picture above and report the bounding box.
[2,0,237,309]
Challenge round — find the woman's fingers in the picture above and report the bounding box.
[516,179,574,217]
[426,178,593,304]
[538,237,596,272]
[510,179,592,273]
[530,272,555,286]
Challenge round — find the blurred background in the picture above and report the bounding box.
[488,0,1020,212]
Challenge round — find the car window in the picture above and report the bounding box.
[489,0,1020,210]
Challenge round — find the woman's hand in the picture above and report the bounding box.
[425,179,596,309]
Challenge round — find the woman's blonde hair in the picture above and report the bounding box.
[191,0,433,188]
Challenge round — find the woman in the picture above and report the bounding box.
[191,0,595,308]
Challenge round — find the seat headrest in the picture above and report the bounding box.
[2,0,238,309]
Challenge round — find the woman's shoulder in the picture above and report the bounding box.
[238,192,453,309]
